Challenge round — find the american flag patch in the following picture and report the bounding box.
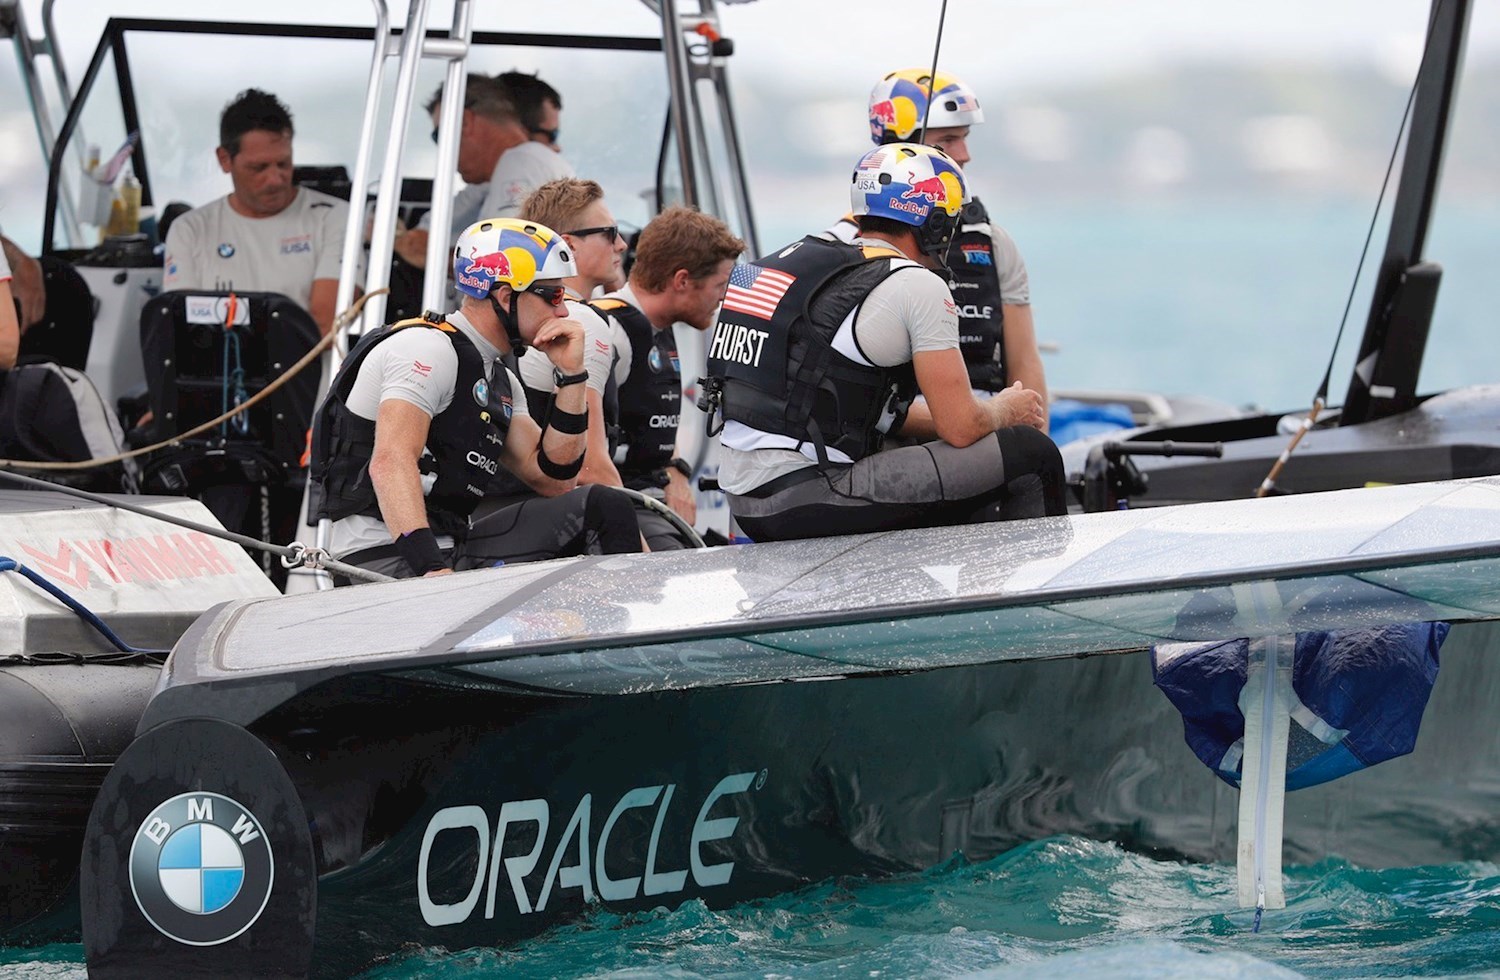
[722,264,795,321]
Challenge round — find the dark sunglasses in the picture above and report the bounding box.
[529,126,560,145]
[524,283,568,306]
[565,225,619,244]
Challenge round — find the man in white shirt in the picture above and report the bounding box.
[162,89,349,335]
[395,74,574,269]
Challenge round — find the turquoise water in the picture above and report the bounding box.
[10,836,1500,978]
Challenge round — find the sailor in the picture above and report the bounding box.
[310,217,640,580]
[395,74,574,270]
[498,70,566,156]
[592,206,744,550]
[497,178,628,495]
[832,69,1049,435]
[162,88,351,335]
[703,143,1067,542]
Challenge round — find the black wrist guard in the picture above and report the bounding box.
[668,457,692,478]
[395,527,448,575]
[546,406,589,435]
[538,444,585,480]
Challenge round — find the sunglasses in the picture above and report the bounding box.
[524,283,568,306]
[529,126,560,145]
[565,225,619,244]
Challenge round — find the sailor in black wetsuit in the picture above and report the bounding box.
[702,144,1066,542]
[310,217,640,580]
[831,68,1049,436]
[589,206,744,550]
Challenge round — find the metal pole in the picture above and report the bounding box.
[659,0,699,207]
[422,1,476,312]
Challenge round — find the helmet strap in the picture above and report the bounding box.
[916,211,958,268]
[490,289,527,353]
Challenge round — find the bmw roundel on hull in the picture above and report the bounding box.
[129,792,273,945]
[82,718,316,979]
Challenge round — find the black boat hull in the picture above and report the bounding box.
[83,620,1500,978]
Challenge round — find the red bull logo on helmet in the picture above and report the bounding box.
[902,173,949,205]
[458,248,512,294]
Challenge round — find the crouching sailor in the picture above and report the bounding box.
[701,144,1067,542]
[311,217,640,581]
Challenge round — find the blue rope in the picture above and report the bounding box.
[221,330,250,436]
[0,557,168,655]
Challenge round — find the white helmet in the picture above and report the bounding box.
[868,69,984,144]
[849,143,967,261]
[453,217,577,299]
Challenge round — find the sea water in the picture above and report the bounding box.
[6,835,1500,978]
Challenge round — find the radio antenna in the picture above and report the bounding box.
[914,0,952,144]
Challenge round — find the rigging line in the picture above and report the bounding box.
[1255,9,1437,499]
[1313,9,1438,405]
[914,0,952,144]
[0,287,388,472]
[0,468,393,584]
[0,557,167,654]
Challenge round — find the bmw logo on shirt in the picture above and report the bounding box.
[129,792,274,945]
[217,243,236,258]
[648,347,663,372]
[473,378,490,406]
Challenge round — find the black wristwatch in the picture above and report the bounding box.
[553,367,589,388]
[667,457,692,478]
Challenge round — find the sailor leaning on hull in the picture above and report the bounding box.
[702,143,1067,543]
[310,217,640,581]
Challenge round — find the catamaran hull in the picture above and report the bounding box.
[81,620,1500,978]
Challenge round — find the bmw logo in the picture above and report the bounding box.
[129,792,274,946]
[648,347,664,373]
[473,379,490,406]
[217,243,236,258]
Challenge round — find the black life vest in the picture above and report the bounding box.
[594,297,679,489]
[945,197,1008,391]
[310,316,516,536]
[705,235,912,466]
[484,347,554,499]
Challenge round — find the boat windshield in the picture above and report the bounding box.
[11,4,685,257]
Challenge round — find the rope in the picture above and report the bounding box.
[0,468,394,584]
[0,288,388,472]
[0,556,167,655]
[615,486,707,548]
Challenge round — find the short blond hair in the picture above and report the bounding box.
[521,178,605,235]
[631,206,745,294]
